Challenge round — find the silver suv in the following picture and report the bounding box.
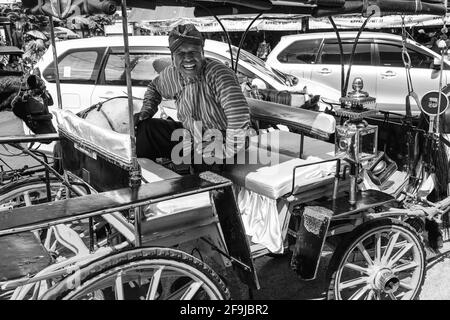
[266,31,450,115]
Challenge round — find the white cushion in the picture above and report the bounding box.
[225,145,336,200]
[138,158,179,182]
[138,158,211,216]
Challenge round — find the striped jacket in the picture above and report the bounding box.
[141,58,251,159]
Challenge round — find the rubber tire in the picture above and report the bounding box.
[41,247,231,300]
[326,218,426,300]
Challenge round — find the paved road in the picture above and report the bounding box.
[0,144,43,170]
[229,241,450,300]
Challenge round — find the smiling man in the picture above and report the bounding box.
[135,23,251,172]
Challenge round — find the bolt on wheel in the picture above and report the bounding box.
[327,218,426,300]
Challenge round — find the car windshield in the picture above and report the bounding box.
[229,47,290,86]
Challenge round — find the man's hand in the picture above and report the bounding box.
[133,112,150,132]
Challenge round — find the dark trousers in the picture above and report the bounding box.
[136,118,224,173]
[136,118,183,160]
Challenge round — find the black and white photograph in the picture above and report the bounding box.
[1,0,450,307]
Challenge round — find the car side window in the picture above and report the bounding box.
[378,43,435,69]
[277,39,322,64]
[319,42,371,65]
[103,53,171,86]
[43,50,102,84]
[378,44,406,67]
[409,50,435,69]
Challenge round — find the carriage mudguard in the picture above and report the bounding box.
[290,206,332,281]
[202,172,260,290]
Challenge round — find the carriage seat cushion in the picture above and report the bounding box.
[138,158,211,216]
[224,144,336,200]
[249,130,335,160]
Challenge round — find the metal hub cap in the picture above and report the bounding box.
[373,269,400,293]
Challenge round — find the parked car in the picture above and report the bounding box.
[34,35,341,118]
[266,31,450,115]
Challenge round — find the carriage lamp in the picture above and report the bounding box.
[337,77,377,118]
[335,119,378,205]
[335,119,378,164]
[334,77,380,205]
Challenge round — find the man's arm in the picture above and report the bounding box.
[214,64,251,159]
[140,78,163,121]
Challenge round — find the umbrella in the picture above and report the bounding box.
[26,30,47,40]
[54,27,80,39]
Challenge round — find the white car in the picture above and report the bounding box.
[35,35,341,118]
[266,31,450,115]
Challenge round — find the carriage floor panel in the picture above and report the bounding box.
[317,190,396,218]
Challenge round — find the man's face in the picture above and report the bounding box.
[172,42,205,78]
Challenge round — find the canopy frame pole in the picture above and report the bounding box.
[212,14,235,69]
[436,0,448,136]
[343,10,376,95]
[193,2,235,70]
[328,16,345,98]
[120,0,142,247]
[235,13,263,73]
[48,16,63,109]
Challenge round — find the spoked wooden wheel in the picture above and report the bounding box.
[42,247,230,300]
[327,218,426,300]
[0,176,64,207]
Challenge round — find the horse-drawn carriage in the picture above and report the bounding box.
[1,0,450,300]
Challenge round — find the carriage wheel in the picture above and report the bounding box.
[327,218,426,300]
[0,176,64,207]
[41,247,230,300]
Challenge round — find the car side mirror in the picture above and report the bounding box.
[251,78,267,90]
[289,75,299,86]
[433,57,441,70]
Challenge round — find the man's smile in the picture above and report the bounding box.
[182,63,197,71]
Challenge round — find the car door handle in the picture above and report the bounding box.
[381,70,397,77]
[318,68,332,74]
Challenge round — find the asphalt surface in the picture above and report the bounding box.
[245,241,450,300]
